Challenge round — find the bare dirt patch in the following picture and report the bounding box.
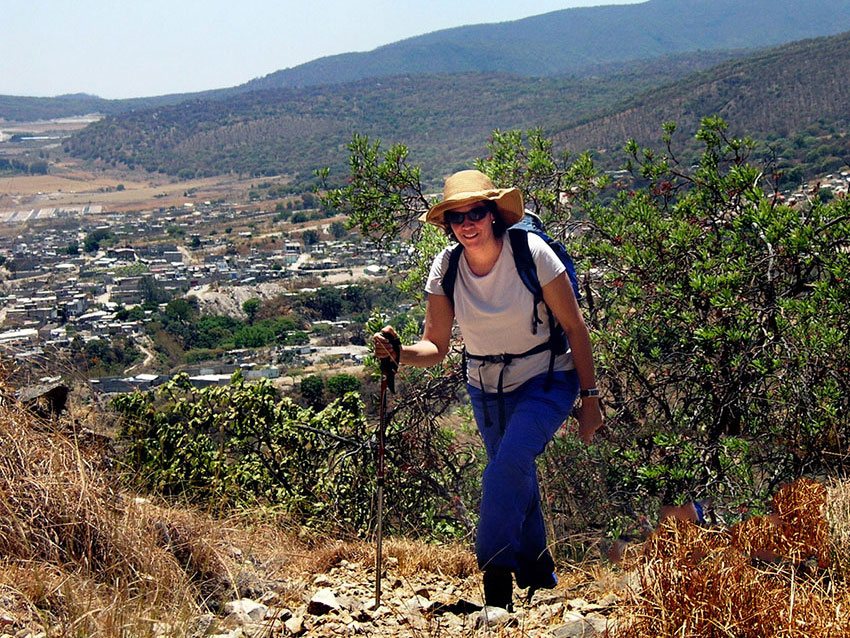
[1,164,292,213]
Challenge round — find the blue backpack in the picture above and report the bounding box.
[441,211,582,414]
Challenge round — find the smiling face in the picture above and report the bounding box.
[447,201,497,250]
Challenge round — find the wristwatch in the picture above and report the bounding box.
[579,387,599,398]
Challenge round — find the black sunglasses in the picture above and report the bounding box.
[445,205,491,225]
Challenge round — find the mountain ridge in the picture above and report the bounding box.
[242,0,850,90]
[3,0,850,122]
[552,30,850,163]
[63,29,850,187]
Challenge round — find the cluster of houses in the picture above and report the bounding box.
[0,201,400,392]
[783,171,850,206]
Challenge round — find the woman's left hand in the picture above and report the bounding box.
[575,399,603,445]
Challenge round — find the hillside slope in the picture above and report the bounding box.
[64,72,651,184]
[553,31,850,163]
[3,0,850,122]
[65,30,850,186]
[243,0,850,90]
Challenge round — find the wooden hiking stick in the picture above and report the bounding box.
[375,332,400,606]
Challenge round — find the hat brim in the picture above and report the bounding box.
[420,188,524,230]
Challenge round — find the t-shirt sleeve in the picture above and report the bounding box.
[528,233,565,287]
[424,247,452,296]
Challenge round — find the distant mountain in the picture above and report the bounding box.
[3,0,850,123]
[242,0,850,90]
[64,29,850,188]
[64,72,648,184]
[552,30,850,169]
[0,91,226,122]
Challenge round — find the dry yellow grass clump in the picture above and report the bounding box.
[0,386,205,634]
[0,376,480,636]
[617,478,850,637]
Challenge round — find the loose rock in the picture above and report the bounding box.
[307,588,341,615]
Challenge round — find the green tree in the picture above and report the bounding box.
[83,228,111,253]
[326,373,361,399]
[321,122,850,543]
[233,323,274,348]
[242,298,261,324]
[110,373,473,535]
[329,220,348,239]
[300,375,325,410]
[165,297,197,320]
[139,275,170,305]
[301,229,320,246]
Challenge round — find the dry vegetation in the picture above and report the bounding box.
[0,374,479,636]
[616,479,850,637]
[1,367,849,637]
[0,160,287,213]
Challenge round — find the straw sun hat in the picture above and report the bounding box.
[421,170,524,230]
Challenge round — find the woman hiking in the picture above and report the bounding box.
[374,169,603,612]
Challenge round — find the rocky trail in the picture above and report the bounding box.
[177,551,626,638]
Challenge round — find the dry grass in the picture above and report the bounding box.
[0,372,482,636]
[0,384,203,635]
[0,163,285,212]
[5,363,849,637]
[826,477,850,577]
[616,478,850,637]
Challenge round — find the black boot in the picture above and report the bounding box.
[483,567,513,612]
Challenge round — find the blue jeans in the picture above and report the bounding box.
[467,370,578,585]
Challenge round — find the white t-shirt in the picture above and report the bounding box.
[425,232,575,392]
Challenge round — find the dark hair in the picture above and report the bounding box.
[445,200,507,242]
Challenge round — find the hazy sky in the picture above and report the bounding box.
[3,0,642,99]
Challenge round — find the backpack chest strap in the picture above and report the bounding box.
[466,341,552,433]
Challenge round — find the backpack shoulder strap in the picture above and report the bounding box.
[507,227,542,301]
[508,227,546,335]
[442,244,464,307]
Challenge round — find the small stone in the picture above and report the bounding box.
[313,574,332,587]
[540,601,565,622]
[223,599,268,623]
[307,588,341,615]
[567,598,590,610]
[529,589,562,606]
[283,616,304,635]
[241,622,268,638]
[597,593,621,607]
[258,591,282,607]
[226,546,243,560]
[402,595,433,614]
[362,600,391,617]
[337,596,363,614]
[264,606,291,621]
[222,611,251,628]
[553,615,607,638]
[475,606,512,629]
[586,613,610,632]
[191,613,215,636]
